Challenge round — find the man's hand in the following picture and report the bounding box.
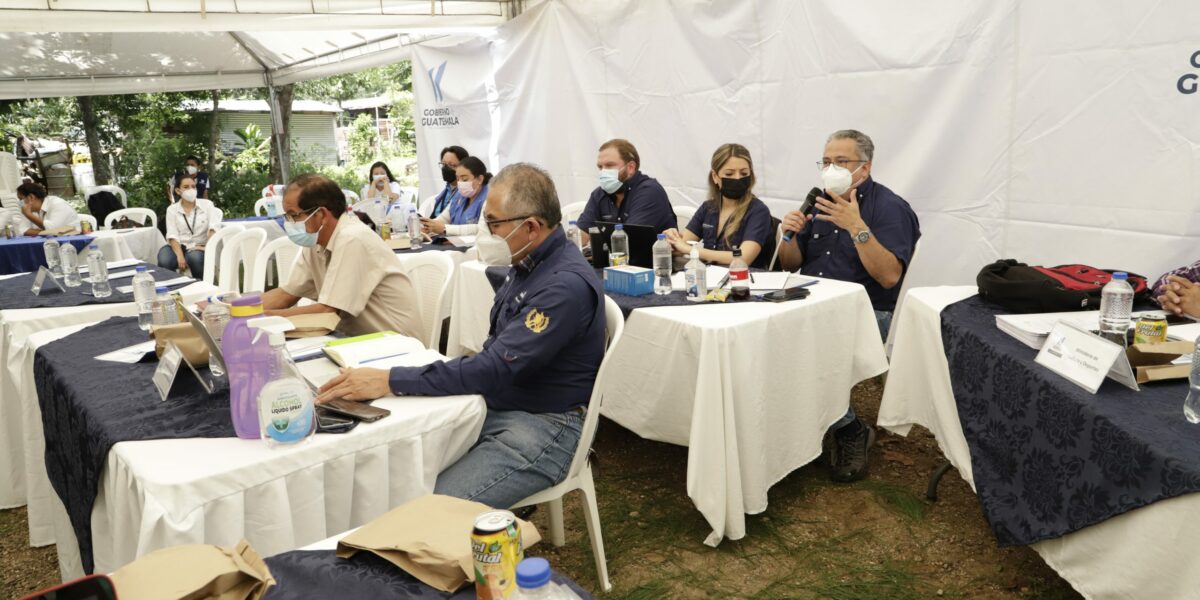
[814,188,866,234]
[20,202,35,220]
[663,228,690,254]
[316,368,392,403]
[1159,275,1200,318]
[781,210,812,235]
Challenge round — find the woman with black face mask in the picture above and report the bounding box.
[421,145,469,217]
[664,143,774,269]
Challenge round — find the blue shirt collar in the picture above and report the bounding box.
[516,226,566,274]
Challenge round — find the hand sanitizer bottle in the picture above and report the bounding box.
[247,316,316,447]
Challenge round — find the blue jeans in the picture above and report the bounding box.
[434,408,584,509]
[157,245,205,277]
[830,309,893,430]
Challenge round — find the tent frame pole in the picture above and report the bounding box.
[230,32,290,183]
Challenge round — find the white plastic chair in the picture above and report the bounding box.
[418,193,440,218]
[560,201,588,227]
[78,214,98,232]
[104,207,157,230]
[201,223,245,288]
[262,184,285,197]
[399,186,418,204]
[398,252,455,349]
[217,228,267,292]
[254,197,279,217]
[767,222,786,271]
[343,189,360,204]
[510,296,623,592]
[885,239,923,358]
[86,184,127,207]
[247,235,301,294]
[673,204,697,231]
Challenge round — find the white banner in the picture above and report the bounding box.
[411,0,1200,287]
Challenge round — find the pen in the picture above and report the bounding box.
[360,352,409,365]
[716,273,730,289]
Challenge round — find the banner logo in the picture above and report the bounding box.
[428,60,447,104]
[1177,51,1200,94]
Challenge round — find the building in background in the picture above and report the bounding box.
[184,99,341,167]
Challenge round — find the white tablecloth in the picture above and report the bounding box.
[0,281,216,547]
[446,263,889,546]
[34,341,487,579]
[90,228,167,265]
[877,287,1200,600]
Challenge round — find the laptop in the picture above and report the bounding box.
[587,221,659,268]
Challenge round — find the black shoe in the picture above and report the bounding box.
[511,505,538,521]
[830,418,875,483]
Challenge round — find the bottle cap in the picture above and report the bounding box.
[569,220,577,225]
[515,557,551,589]
[89,244,98,250]
[155,286,168,294]
[135,265,147,272]
[1113,272,1128,280]
[614,224,624,230]
[732,246,742,257]
[657,233,666,240]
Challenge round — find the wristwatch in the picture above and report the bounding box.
[854,228,872,244]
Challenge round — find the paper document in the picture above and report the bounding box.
[104,269,139,280]
[671,265,729,291]
[998,310,1181,350]
[299,350,445,389]
[117,276,195,294]
[287,335,336,361]
[95,340,156,364]
[79,258,141,274]
[449,235,476,246]
[721,272,791,292]
[323,334,427,368]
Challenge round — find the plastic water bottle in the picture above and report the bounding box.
[1184,337,1200,424]
[685,242,706,302]
[391,202,408,236]
[1098,272,1134,346]
[408,207,422,249]
[150,286,178,326]
[513,558,581,600]
[202,296,231,378]
[729,246,750,301]
[131,266,157,331]
[86,244,111,298]
[609,224,629,266]
[42,238,62,278]
[653,234,672,295]
[223,294,273,439]
[372,199,384,228]
[567,220,581,250]
[58,244,82,287]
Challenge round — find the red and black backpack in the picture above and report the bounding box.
[977,259,1150,313]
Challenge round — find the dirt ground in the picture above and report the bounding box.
[0,379,1082,599]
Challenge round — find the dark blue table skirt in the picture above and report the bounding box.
[0,235,94,275]
[941,296,1200,546]
[35,316,233,574]
[0,262,187,310]
[263,550,593,599]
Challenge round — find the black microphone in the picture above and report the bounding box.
[781,187,825,242]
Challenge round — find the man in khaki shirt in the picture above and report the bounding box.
[262,174,423,340]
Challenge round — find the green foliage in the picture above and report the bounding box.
[346,113,380,165]
[232,123,270,172]
[0,97,79,140]
[387,91,416,156]
[315,163,367,195]
[297,62,412,107]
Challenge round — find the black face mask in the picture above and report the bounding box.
[720,176,751,199]
[441,166,457,184]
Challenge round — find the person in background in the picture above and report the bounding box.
[664,143,774,269]
[361,161,402,204]
[315,162,605,510]
[168,155,210,203]
[262,173,423,339]
[157,174,221,276]
[577,138,676,244]
[421,156,491,238]
[15,181,81,236]
[421,145,469,218]
[777,129,921,483]
[1153,260,1200,303]
[1157,263,1200,319]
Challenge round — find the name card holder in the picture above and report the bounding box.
[1035,321,1139,394]
[152,341,214,402]
[31,266,66,296]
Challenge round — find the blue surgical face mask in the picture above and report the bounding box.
[598,168,623,194]
[285,210,320,247]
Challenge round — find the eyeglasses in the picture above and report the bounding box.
[438,162,459,169]
[283,207,316,223]
[817,159,866,169]
[484,215,532,234]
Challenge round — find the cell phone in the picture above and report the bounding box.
[763,286,812,303]
[320,399,391,422]
[316,407,358,434]
[18,574,117,600]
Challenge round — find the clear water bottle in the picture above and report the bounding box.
[1184,336,1200,424]
[685,242,706,302]
[59,244,82,287]
[1099,272,1134,346]
[372,199,384,227]
[567,220,581,250]
[513,558,581,600]
[202,296,232,378]
[391,202,408,236]
[42,238,62,278]
[408,207,422,249]
[131,266,157,331]
[653,233,672,295]
[151,286,178,326]
[729,246,750,301]
[609,224,629,266]
[86,244,111,298]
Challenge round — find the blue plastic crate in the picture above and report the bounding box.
[603,265,654,296]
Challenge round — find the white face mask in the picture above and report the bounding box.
[458,180,476,198]
[373,174,387,181]
[475,217,532,266]
[821,163,864,196]
[180,189,198,202]
[186,165,198,175]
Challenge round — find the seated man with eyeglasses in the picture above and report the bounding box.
[315,163,606,509]
[261,173,423,339]
[777,129,921,483]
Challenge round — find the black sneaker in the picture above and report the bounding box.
[830,418,875,483]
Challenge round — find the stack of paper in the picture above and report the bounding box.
[323,332,426,368]
[996,312,1102,349]
[670,265,729,292]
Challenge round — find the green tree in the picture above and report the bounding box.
[346,113,380,165]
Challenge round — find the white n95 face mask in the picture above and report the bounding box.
[475,217,531,266]
[186,165,198,175]
[821,163,864,196]
[180,189,198,202]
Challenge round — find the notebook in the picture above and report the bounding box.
[322,332,426,368]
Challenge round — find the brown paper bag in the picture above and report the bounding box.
[110,539,275,600]
[152,323,210,366]
[37,225,80,236]
[1127,340,1194,384]
[285,313,341,338]
[336,494,541,592]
